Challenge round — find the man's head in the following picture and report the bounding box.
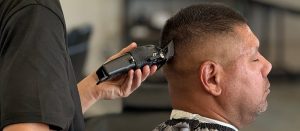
[161,4,272,128]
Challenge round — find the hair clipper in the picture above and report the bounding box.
[96,41,174,84]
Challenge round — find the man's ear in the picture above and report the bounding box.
[199,61,222,96]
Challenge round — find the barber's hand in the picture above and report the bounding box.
[96,42,157,100]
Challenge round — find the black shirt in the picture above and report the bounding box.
[0,0,84,130]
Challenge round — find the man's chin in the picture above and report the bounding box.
[257,101,268,115]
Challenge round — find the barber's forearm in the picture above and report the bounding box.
[3,123,50,131]
[77,72,99,113]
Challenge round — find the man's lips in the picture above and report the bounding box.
[266,88,270,94]
[265,82,270,94]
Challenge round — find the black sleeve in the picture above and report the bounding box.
[0,5,75,130]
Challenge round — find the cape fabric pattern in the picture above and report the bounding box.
[153,119,235,131]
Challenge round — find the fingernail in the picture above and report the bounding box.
[132,42,137,46]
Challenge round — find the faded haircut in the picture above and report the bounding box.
[160,3,247,69]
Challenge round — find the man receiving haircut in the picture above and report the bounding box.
[154,3,272,131]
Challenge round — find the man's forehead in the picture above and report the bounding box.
[234,25,260,51]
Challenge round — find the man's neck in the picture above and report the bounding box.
[170,109,239,131]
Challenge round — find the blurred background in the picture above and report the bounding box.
[60,0,300,130]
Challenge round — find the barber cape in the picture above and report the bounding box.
[153,109,238,131]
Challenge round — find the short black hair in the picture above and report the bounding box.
[160,3,247,75]
[160,3,247,49]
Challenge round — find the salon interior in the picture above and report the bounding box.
[60,0,300,130]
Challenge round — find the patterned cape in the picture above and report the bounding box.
[153,119,236,131]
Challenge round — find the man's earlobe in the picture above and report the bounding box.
[199,61,222,96]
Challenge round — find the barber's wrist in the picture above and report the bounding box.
[77,72,100,112]
[87,72,101,98]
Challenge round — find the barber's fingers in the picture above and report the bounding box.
[149,65,158,75]
[118,42,137,55]
[122,65,158,95]
[136,64,158,83]
[107,42,137,61]
[122,69,134,97]
[141,65,150,82]
[131,69,142,92]
[140,65,157,82]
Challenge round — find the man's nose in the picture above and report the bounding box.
[262,57,272,77]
